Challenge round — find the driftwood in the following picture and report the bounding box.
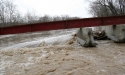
[93,30,107,40]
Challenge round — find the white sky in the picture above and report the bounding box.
[14,0,92,18]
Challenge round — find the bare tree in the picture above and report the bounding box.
[89,0,125,17]
[0,0,80,27]
[38,15,53,22]
[0,0,6,26]
[52,16,62,21]
[61,15,70,20]
[23,12,39,24]
[0,0,19,27]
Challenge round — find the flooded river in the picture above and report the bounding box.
[0,29,125,75]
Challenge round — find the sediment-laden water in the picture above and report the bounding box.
[0,29,125,75]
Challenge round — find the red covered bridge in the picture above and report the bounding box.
[0,15,125,35]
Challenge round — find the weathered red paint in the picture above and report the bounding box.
[0,15,125,35]
[0,25,31,35]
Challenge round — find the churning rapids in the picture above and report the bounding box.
[0,29,125,75]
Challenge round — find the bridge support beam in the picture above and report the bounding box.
[0,15,125,35]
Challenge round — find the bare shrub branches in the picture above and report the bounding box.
[89,0,125,17]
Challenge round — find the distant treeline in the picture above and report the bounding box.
[0,0,79,27]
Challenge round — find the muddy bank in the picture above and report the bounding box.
[0,40,125,75]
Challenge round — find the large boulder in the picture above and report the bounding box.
[76,28,97,47]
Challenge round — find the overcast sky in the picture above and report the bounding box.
[14,0,92,18]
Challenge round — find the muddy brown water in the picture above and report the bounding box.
[0,41,125,75]
[0,29,125,75]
